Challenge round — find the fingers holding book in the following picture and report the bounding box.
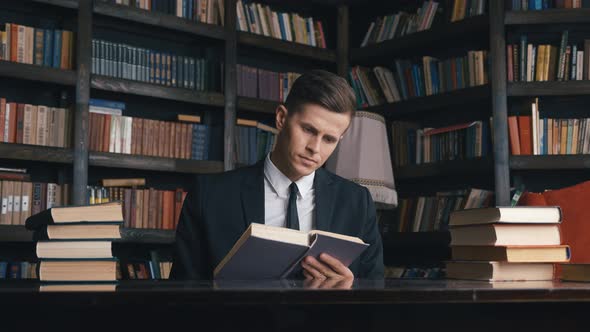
[301,253,354,281]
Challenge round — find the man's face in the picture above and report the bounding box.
[274,103,351,181]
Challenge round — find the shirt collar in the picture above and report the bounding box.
[264,153,315,199]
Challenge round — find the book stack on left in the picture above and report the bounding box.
[445,206,571,281]
[25,201,124,291]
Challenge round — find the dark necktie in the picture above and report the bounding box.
[286,182,300,230]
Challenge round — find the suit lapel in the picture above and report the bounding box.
[314,168,335,231]
[241,160,265,228]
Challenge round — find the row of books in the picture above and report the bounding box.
[350,51,488,107]
[1,181,69,226]
[91,39,222,92]
[97,0,224,26]
[0,23,75,70]
[0,262,37,279]
[0,99,71,148]
[237,64,300,102]
[120,260,172,279]
[359,0,487,47]
[88,186,187,230]
[446,206,569,281]
[507,32,590,82]
[88,112,210,160]
[507,0,590,10]
[390,120,492,167]
[234,119,277,166]
[508,99,590,155]
[360,1,440,47]
[382,188,494,234]
[236,0,327,48]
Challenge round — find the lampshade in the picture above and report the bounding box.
[325,111,398,209]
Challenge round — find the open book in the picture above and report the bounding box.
[213,223,369,280]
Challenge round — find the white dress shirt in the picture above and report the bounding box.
[264,153,315,233]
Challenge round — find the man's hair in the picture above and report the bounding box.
[284,69,356,116]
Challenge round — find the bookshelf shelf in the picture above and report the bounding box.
[237,97,279,114]
[90,75,225,107]
[118,228,175,244]
[237,32,337,63]
[507,81,590,96]
[394,157,494,180]
[0,226,175,244]
[510,155,590,170]
[88,151,224,174]
[94,2,226,40]
[31,0,79,9]
[364,85,491,120]
[383,231,450,247]
[0,143,73,164]
[350,15,489,66]
[0,61,77,86]
[505,8,590,25]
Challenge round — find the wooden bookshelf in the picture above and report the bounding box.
[511,155,590,170]
[507,81,590,96]
[351,15,489,66]
[88,152,224,174]
[0,143,73,164]
[32,0,79,9]
[505,8,590,25]
[394,157,494,180]
[237,32,337,62]
[94,1,226,40]
[90,75,226,107]
[237,97,278,114]
[0,225,175,244]
[364,85,491,120]
[0,61,77,86]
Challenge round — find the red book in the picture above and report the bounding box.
[508,116,521,155]
[518,115,533,155]
[7,102,18,143]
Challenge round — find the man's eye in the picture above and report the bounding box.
[303,127,312,133]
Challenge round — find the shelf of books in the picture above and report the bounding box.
[351,15,489,65]
[0,61,77,86]
[237,32,336,62]
[0,143,73,164]
[94,1,227,40]
[89,152,224,173]
[505,8,590,25]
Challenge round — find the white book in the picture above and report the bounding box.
[360,22,374,47]
[282,13,292,41]
[577,50,584,80]
[125,116,132,154]
[4,102,11,142]
[235,1,248,32]
[531,100,539,155]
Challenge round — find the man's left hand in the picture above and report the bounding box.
[301,253,354,281]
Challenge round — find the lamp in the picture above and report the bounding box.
[325,111,398,209]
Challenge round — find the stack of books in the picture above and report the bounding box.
[24,201,124,290]
[445,206,571,281]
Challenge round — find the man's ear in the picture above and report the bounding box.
[275,105,288,131]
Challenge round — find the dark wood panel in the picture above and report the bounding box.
[237,32,337,63]
[0,143,73,163]
[32,0,79,9]
[0,226,33,242]
[89,152,224,174]
[394,158,494,180]
[90,75,225,107]
[351,15,489,65]
[0,61,77,86]
[505,9,590,25]
[237,97,278,114]
[364,85,490,120]
[511,155,590,170]
[118,228,175,244]
[508,81,590,96]
[94,1,226,40]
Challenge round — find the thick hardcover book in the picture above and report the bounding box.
[449,206,562,226]
[446,261,555,281]
[36,240,114,259]
[213,223,369,280]
[38,258,118,282]
[451,245,571,263]
[25,201,124,230]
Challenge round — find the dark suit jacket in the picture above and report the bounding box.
[170,160,384,280]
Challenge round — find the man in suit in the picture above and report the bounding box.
[170,69,384,281]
